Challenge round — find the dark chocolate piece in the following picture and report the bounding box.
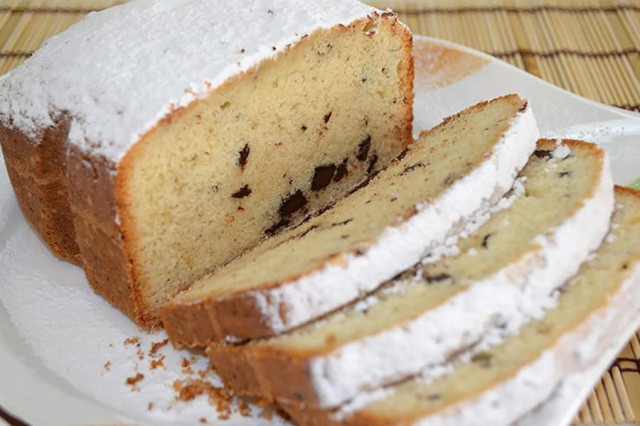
[357,135,371,161]
[238,144,250,168]
[312,165,337,191]
[232,185,252,199]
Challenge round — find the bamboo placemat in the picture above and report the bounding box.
[0,0,639,424]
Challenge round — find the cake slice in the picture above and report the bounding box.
[161,94,538,347]
[206,139,614,408]
[284,186,640,426]
[0,0,415,328]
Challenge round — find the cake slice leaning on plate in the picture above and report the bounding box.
[284,185,640,426]
[206,139,614,409]
[161,94,538,347]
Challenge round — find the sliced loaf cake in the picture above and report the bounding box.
[284,186,640,426]
[206,139,614,408]
[161,94,538,346]
[0,0,414,328]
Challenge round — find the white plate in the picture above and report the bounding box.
[1,35,639,425]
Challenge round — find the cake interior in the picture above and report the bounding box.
[256,140,602,355]
[116,14,413,322]
[351,187,640,423]
[167,95,527,306]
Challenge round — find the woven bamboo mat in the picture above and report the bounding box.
[0,0,638,424]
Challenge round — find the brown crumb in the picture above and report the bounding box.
[199,418,207,424]
[197,370,206,379]
[181,357,191,368]
[147,402,154,411]
[137,348,144,361]
[182,366,194,375]
[173,379,233,420]
[238,399,251,417]
[103,361,111,372]
[126,373,144,387]
[262,407,274,421]
[150,338,169,357]
[150,354,166,370]
[124,336,140,346]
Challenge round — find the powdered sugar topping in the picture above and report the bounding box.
[0,0,376,162]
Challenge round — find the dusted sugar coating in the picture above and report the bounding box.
[0,0,415,328]
[285,186,640,426]
[162,94,539,346]
[0,0,375,160]
[206,139,614,409]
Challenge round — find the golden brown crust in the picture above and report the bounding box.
[207,343,322,407]
[280,403,343,426]
[66,145,141,322]
[0,118,81,264]
[615,184,640,198]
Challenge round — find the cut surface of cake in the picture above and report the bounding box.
[206,139,614,408]
[283,186,640,426]
[0,0,415,328]
[161,94,538,346]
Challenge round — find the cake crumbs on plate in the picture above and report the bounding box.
[150,338,169,356]
[147,402,154,411]
[124,336,140,346]
[173,378,233,420]
[126,372,145,391]
[238,399,252,417]
[103,361,111,372]
[150,354,166,370]
[199,417,207,424]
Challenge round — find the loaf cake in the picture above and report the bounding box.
[0,0,415,328]
[283,186,640,426]
[206,139,614,408]
[161,94,539,347]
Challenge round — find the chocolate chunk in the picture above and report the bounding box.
[265,218,289,235]
[558,171,571,178]
[357,135,371,161]
[533,150,552,159]
[397,147,410,161]
[334,158,348,182]
[280,190,308,218]
[367,154,379,174]
[323,111,332,124]
[301,125,307,132]
[482,233,492,249]
[232,185,252,199]
[425,273,451,283]
[238,144,250,168]
[312,165,336,191]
